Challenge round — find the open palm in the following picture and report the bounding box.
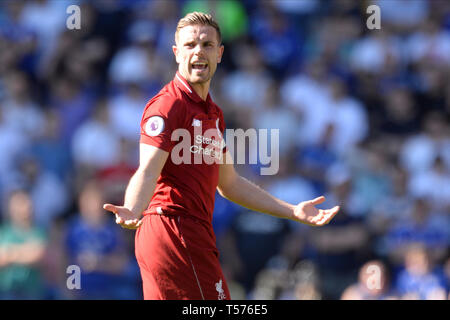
[293,196,339,227]
[103,203,143,229]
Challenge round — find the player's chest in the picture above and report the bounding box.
[183,108,223,140]
[172,110,225,164]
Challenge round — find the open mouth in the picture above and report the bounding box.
[192,62,208,71]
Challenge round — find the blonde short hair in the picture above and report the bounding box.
[175,12,222,44]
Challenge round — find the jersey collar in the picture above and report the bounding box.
[174,71,212,106]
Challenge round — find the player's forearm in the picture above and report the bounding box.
[219,175,295,220]
[4,242,45,266]
[123,168,158,217]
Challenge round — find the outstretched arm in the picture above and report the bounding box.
[217,151,339,226]
[103,143,169,229]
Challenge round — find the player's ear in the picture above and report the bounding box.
[172,45,180,64]
[217,44,224,63]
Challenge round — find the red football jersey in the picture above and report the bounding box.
[140,71,227,225]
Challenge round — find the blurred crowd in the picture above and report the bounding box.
[0,0,449,300]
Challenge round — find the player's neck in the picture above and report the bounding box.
[190,81,210,101]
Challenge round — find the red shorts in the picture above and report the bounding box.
[135,213,230,300]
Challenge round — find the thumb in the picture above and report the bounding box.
[309,196,325,205]
[103,203,118,214]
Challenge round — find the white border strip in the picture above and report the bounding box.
[178,216,205,300]
[176,74,192,93]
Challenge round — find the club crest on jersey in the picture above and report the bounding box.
[216,279,226,300]
[145,116,165,136]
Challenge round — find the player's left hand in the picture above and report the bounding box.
[293,196,339,227]
[103,203,143,230]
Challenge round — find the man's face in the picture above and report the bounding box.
[173,24,224,85]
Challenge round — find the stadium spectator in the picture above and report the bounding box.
[95,137,138,206]
[252,84,300,157]
[71,98,120,172]
[376,0,429,32]
[107,82,150,142]
[221,41,273,116]
[400,111,450,175]
[381,198,449,265]
[376,87,422,137]
[30,109,72,180]
[444,257,450,295]
[280,58,331,146]
[131,0,180,62]
[0,1,37,76]
[14,155,69,230]
[266,156,317,230]
[344,141,392,217]
[0,106,29,201]
[108,19,163,86]
[326,77,369,154]
[248,2,302,78]
[227,208,292,292]
[19,0,69,59]
[63,180,139,299]
[368,165,415,243]
[405,18,450,65]
[1,71,45,137]
[288,260,322,300]
[408,155,450,211]
[48,77,96,145]
[0,190,47,299]
[308,168,371,299]
[341,260,397,300]
[395,243,447,299]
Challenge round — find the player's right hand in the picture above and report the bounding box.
[103,203,143,229]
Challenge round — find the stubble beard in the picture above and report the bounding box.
[189,69,213,85]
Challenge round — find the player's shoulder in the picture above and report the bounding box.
[211,100,225,119]
[144,89,187,116]
[215,102,225,116]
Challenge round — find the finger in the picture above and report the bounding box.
[124,219,138,226]
[322,206,340,224]
[309,196,325,205]
[311,206,339,226]
[103,203,118,214]
[309,215,322,224]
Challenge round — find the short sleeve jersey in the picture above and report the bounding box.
[140,72,227,224]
